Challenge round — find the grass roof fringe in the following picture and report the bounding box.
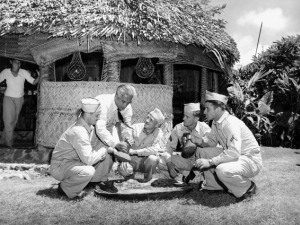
[0,0,239,66]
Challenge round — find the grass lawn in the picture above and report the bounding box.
[0,147,299,225]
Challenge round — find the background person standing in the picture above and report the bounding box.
[0,58,39,148]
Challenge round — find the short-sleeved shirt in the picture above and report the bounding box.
[203,111,262,168]
[0,68,35,98]
[166,121,211,154]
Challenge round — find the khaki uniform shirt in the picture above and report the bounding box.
[167,121,211,154]
[51,117,106,166]
[95,93,133,147]
[203,111,262,168]
[129,123,165,157]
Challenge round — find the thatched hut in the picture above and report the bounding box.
[0,0,239,155]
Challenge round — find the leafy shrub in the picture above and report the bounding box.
[232,35,300,148]
[227,71,273,144]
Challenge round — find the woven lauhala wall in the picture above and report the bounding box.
[36,81,173,148]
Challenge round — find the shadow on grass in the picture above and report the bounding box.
[180,189,237,207]
[36,185,85,202]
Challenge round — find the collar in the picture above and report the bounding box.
[183,121,201,133]
[143,126,158,135]
[214,111,229,125]
[76,117,93,133]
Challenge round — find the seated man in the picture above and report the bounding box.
[121,108,166,182]
[195,91,262,201]
[49,98,118,199]
[94,84,137,153]
[158,103,211,184]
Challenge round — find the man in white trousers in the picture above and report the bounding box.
[49,98,118,199]
[194,91,262,201]
[0,58,39,148]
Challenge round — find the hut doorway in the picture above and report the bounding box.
[173,64,202,125]
[0,57,39,148]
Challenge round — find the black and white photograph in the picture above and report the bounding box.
[0,0,299,224]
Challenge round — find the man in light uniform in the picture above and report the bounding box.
[49,98,117,199]
[124,108,166,182]
[94,84,136,153]
[158,103,211,183]
[0,58,39,147]
[195,91,262,201]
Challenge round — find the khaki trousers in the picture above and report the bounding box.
[130,155,159,180]
[157,150,202,178]
[200,147,261,197]
[1,96,24,147]
[49,153,114,198]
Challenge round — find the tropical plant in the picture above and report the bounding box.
[236,35,300,148]
[270,74,300,148]
[227,70,273,144]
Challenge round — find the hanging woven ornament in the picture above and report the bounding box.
[67,52,86,81]
[135,57,154,79]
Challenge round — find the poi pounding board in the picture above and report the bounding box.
[94,178,193,199]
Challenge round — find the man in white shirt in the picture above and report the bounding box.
[158,103,211,184]
[195,91,262,201]
[0,59,39,147]
[121,108,166,182]
[94,84,136,154]
[49,98,118,199]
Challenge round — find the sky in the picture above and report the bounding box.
[210,0,300,68]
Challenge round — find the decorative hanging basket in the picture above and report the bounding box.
[135,57,155,79]
[67,52,86,81]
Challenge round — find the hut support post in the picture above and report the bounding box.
[213,72,219,92]
[201,67,208,105]
[107,61,121,82]
[163,64,174,86]
[101,59,121,82]
[37,65,51,161]
[101,58,108,81]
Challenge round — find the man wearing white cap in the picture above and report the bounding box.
[158,103,211,184]
[49,98,118,199]
[94,84,137,153]
[119,108,166,182]
[194,90,262,201]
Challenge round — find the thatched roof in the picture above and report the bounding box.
[0,0,239,67]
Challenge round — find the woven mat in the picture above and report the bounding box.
[36,81,173,147]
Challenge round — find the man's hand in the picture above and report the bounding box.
[107,147,117,154]
[158,152,171,162]
[115,142,129,152]
[98,148,107,161]
[195,158,211,169]
[190,135,203,147]
[128,149,137,155]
